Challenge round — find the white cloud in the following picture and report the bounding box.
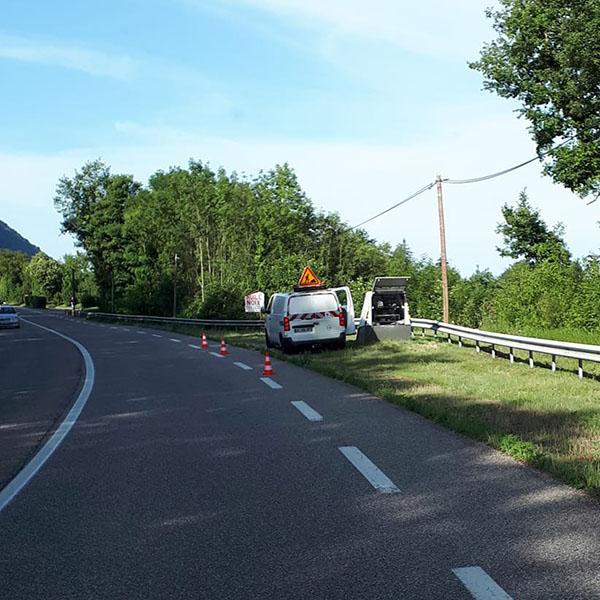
[1,113,597,272]
[215,0,498,61]
[0,35,135,79]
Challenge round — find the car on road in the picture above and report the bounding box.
[264,287,354,353]
[0,305,20,328]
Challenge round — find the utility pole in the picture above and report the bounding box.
[70,268,76,316]
[436,175,450,323]
[111,270,115,313]
[173,253,179,318]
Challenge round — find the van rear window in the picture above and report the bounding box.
[289,294,338,314]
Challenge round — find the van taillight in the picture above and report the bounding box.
[338,311,345,327]
[283,316,291,331]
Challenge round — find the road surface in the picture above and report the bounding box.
[1,308,600,599]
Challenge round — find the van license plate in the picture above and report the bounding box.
[294,326,313,332]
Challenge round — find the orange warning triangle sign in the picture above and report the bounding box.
[298,266,321,288]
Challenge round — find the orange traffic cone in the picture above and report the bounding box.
[201,332,208,350]
[219,337,229,356]
[262,352,274,376]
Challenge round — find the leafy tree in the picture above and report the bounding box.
[471,0,600,198]
[55,161,140,308]
[54,160,112,242]
[0,250,29,303]
[451,269,496,328]
[26,252,63,300]
[61,253,98,307]
[496,191,571,264]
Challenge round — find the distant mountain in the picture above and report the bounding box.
[0,220,40,257]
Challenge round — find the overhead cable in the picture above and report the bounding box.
[445,138,573,185]
[349,182,435,230]
[349,138,574,230]
[444,155,541,185]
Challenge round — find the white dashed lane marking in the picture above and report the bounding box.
[291,401,323,422]
[260,377,282,390]
[210,352,225,359]
[169,338,182,343]
[452,567,513,600]
[188,344,202,349]
[137,331,147,334]
[152,334,162,338]
[233,362,252,371]
[338,447,399,494]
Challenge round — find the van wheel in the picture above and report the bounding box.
[279,334,294,354]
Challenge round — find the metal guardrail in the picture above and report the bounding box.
[85,311,265,330]
[51,308,599,378]
[411,318,600,379]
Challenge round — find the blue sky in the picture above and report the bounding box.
[1,0,597,274]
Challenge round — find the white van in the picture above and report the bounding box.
[264,287,355,352]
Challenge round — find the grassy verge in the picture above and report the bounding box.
[288,336,600,498]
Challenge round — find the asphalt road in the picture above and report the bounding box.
[0,314,83,489]
[1,309,600,599]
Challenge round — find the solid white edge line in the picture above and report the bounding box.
[338,446,399,494]
[233,361,253,371]
[260,377,282,389]
[452,567,513,600]
[210,351,225,358]
[291,401,323,422]
[0,318,95,513]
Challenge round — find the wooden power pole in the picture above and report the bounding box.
[436,175,450,323]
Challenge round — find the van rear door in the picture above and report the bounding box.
[332,287,356,335]
[288,292,341,342]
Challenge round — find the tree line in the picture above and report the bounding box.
[1,159,598,338]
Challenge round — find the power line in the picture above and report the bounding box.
[444,155,541,185]
[349,182,435,230]
[445,138,573,185]
[349,139,574,230]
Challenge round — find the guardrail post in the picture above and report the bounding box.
[529,351,534,369]
[491,344,496,359]
[475,340,480,353]
[509,348,514,364]
[551,355,556,372]
[578,359,584,380]
[458,336,462,347]
[447,334,452,344]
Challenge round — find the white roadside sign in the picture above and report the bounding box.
[245,291,265,313]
